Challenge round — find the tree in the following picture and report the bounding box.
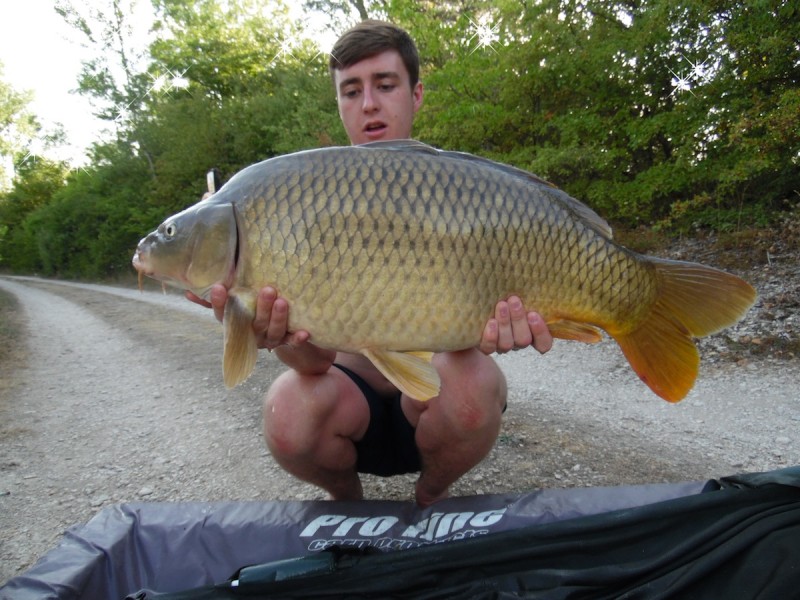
[7,0,349,277]
[56,0,152,124]
[6,0,797,279]
[0,64,39,189]
[56,0,160,180]
[141,0,347,213]
[0,158,68,272]
[412,0,799,227]
[304,0,376,23]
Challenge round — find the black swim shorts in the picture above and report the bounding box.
[332,363,422,477]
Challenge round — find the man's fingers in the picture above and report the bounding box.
[185,285,226,322]
[528,312,553,354]
[265,297,290,347]
[495,301,514,352]
[479,319,499,355]
[508,296,533,349]
[251,287,287,349]
[209,285,228,323]
[185,290,212,309]
[286,330,311,347]
[252,287,278,334]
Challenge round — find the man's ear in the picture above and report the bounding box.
[413,81,424,112]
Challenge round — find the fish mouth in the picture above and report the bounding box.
[132,246,151,291]
[132,245,148,275]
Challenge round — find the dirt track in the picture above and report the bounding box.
[1,273,798,584]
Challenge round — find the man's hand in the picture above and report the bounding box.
[479,296,553,355]
[185,286,228,322]
[185,285,310,349]
[188,287,551,357]
[251,287,311,350]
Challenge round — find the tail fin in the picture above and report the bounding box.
[611,259,756,403]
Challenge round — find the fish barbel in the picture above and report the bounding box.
[132,140,756,402]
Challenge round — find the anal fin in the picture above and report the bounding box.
[547,319,604,343]
[361,348,441,401]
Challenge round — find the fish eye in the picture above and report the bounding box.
[165,222,177,238]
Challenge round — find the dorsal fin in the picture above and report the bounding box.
[359,140,613,240]
[438,150,613,240]
[438,149,556,189]
[357,139,439,154]
[555,189,614,240]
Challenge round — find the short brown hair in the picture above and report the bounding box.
[329,20,420,88]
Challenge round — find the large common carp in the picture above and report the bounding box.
[132,140,756,402]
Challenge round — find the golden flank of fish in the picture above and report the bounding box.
[132,140,756,402]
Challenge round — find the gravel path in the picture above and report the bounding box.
[1,272,798,584]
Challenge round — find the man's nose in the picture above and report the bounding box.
[362,87,379,112]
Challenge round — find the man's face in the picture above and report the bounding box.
[334,50,423,145]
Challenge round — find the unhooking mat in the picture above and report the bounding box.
[2,467,799,599]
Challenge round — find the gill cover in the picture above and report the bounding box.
[144,201,237,300]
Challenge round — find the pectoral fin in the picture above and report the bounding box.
[222,289,258,388]
[361,348,440,401]
[547,319,604,343]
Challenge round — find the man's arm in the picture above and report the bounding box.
[186,285,335,374]
[251,286,336,374]
[188,285,553,365]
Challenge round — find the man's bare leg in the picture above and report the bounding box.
[263,368,371,501]
[402,349,507,507]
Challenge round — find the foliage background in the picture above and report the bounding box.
[1,0,798,278]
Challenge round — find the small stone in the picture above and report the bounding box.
[90,494,110,507]
[138,487,154,497]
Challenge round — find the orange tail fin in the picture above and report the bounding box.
[611,259,756,403]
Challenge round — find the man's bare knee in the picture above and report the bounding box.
[437,351,506,426]
[263,368,370,463]
[263,371,335,459]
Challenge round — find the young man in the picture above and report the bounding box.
[195,20,553,507]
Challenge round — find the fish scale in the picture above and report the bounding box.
[133,139,755,402]
[240,146,652,350]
